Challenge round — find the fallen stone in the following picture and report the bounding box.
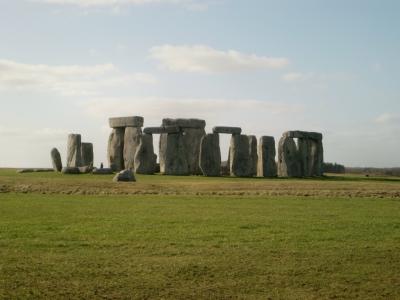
[109,116,144,128]
[278,136,301,177]
[78,166,92,174]
[113,169,136,182]
[248,135,258,176]
[108,128,125,171]
[51,148,63,172]
[159,133,189,175]
[162,118,206,129]
[17,168,54,173]
[229,134,253,177]
[17,169,35,173]
[124,127,142,170]
[92,168,114,175]
[143,126,180,134]
[199,133,221,177]
[257,136,277,177]
[66,134,82,167]
[61,167,80,174]
[135,133,157,174]
[81,143,94,168]
[213,126,242,135]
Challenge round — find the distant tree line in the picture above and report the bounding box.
[345,167,400,177]
[323,162,346,174]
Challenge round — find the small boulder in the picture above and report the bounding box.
[113,169,136,182]
[61,167,80,174]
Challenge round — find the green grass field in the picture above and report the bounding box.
[0,169,399,299]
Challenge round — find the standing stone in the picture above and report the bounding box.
[135,133,157,174]
[81,143,94,167]
[229,134,253,177]
[314,139,324,176]
[199,133,221,177]
[67,134,82,167]
[257,136,277,177]
[162,118,206,175]
[278,136,301,177]
[159,133,189,175]
[50,148,62,172]
[108,128,125,172]
[248,135,258,177]
[124,127,142,170]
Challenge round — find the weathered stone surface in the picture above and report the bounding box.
[257,136,277,177]
[78,166,92,174]
[67,134,82,168]
[213,126,242,135]
[283,131,323,141]
[61,167,80,174]
[109,116,144,128]
[182,127,206,175]
[135,134,157,174]
[113,169,136,182]
[92,168,114,175]
[51,148,62,172]
[123,127,142,170]
[220,161,230,176]
[81,143,94,167]
[108,128,125,171]
[229,135,253,177]
[278,136,301,177]
[143,126,180,134]
[248,135,258,176]
[159,133,189,176]
[298,138,324,177]
[162,118,206,129]
[199,133,221,177]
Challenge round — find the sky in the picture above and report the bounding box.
[0,0,399,168]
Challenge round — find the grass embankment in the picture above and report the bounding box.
[0,169,399,299]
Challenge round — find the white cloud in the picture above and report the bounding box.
[150,45,289,73]
[374,113,400,124]
[282,72,313,82]
[0,59,156,96]
[32,0,203,9]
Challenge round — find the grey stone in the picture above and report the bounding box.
[248,135,258,176]
[92,168,114,175]
[159,133,189,176]
[109,116,144,128]
[17,169,35,173]
[181,127,206,175]
[278,136,301,177]
[229,134,253,177]
[213,126,242,135]
[123,127,142,170]
[81,143,94,167]
[17,168,54,173]
[61,167,80,174]
[51,148,62,172]
[199,133,221,177]
[134,134,157,174]
[162,118,206,129]
[283,131,323,141]
[257,136,277,177]
[113,169,136,182]
[220,161,230,176]
[66,134,82,167]
[108,128,125,171]
[143,126,180,134]
[78,166,92,174]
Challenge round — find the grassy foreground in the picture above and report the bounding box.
[0,170,399,299]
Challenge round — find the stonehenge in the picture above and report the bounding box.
[278,131,323,177]
[48,115,324,180]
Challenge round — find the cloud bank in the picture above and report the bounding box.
[0,59,156,96]
[150,45,289,73]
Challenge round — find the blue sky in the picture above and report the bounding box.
[0,0,399,168]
